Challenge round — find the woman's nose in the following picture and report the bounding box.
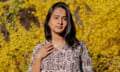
[58,18,63,25]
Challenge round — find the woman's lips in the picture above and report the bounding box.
[56,26,62,29]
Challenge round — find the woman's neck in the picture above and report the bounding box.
[51,33,66,50]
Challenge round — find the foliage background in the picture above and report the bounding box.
[0,0,120,72]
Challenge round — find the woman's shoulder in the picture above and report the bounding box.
[32,40,49,53]
[79,40,87,47]
[34,40,47,48]
[75,40,87,47]
[75,40,88,52]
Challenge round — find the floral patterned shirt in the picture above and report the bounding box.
[28,40,93,72]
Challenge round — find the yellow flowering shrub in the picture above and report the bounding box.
[0,0,120,72]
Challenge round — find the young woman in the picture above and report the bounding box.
[28,2,93,72]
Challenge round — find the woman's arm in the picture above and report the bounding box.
[80,42,94,72]
[28,43,54,72]
[31,58,42,72]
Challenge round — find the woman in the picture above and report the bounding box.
[28,2,93,72]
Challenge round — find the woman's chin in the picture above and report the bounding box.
[54,30,64,34]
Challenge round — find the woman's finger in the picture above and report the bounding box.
[44,43,53,49]
[47,46,54,51]
[47,48,54,54]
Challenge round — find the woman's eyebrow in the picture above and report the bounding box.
[53,15,67,19]
[53,15,59,16]
[62,15,67,17]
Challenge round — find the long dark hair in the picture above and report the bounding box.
[44,2,79,48]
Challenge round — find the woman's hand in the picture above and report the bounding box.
[35,43,54,60]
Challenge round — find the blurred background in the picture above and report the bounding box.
[0,0,120,72]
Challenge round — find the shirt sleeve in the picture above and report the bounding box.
[27,43,43,72]
[80,42,94,72]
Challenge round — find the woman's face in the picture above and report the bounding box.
[48,7,67,34]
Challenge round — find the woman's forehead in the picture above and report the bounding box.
[52,7,66,16]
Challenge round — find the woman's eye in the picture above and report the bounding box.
[63,17,67,21]
[54,17,58,19]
